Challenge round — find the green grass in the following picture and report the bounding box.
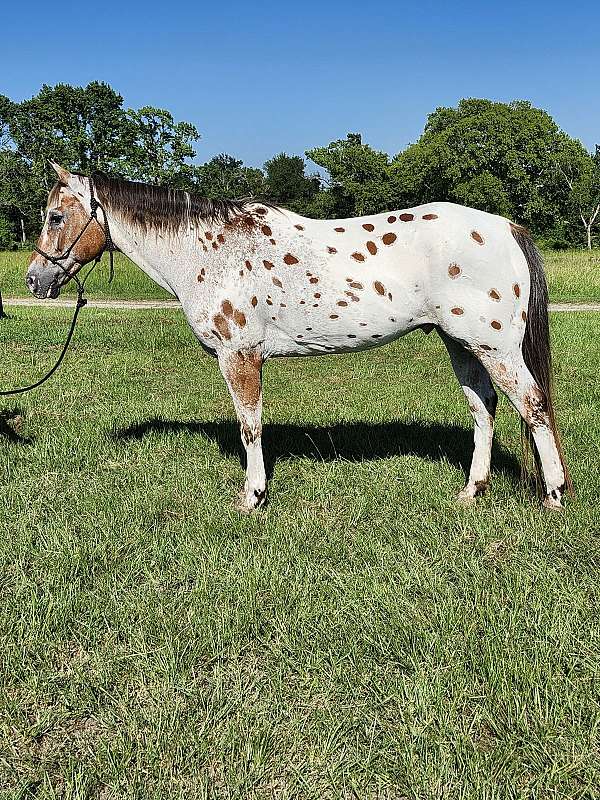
[0,308,598,798]
[2,248,600,304]
[544,249,600,303]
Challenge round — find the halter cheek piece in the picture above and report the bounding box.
[33,176,115,305]
[0,178,115,397]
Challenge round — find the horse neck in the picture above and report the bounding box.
[108,214,194,297]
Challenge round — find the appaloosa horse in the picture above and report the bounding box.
[26,163,570,511]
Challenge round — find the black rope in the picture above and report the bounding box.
[0,292,87,396]
[0,177,113,397]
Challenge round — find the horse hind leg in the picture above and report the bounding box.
[440,332,497,504]
[477,350,567,510]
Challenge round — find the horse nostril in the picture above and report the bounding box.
[26,275,38,291]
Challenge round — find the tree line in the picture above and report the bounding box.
[1,83,598,250]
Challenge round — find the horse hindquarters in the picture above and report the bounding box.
[436,226,569,508]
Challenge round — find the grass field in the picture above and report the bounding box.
[1,248,600,304]
[0,306,598,798]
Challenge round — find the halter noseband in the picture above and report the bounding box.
[33,176,115,304]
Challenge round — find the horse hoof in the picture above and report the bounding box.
[542,496,564,512]
[456,491,476,507]
[235,487,267,514]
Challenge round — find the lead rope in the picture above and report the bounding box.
[0,177,113,397]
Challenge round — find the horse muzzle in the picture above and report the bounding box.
[26,261,68,299]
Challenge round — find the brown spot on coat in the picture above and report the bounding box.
[251,296,258,307]
[261,225,272,236]
[330,314,339,319]
[337,300,348,307]
[471,230,484,245]
[387,215,397,223]
[309,277,319,284]
[489,289,501,301]
[295,224,304,230]
[513,283,521,298]
[448,263,461,278]
[327,246,337,254]
[491,320,502,330]
[399,213,414,221]
[255,207,267,215]
[382,232,396,245]
[480,344,492,351]
[213,314,231,340]
[217,233,225,244]
[351,252,365,262]
[362,223,374,232]
[374,281,385,295]
[521,310,527,322]
[284,253,299,265]
[334,227,345,233]
[451,307,464,315]
[245,260,252,271]
[272,277,283,288]
[366,241,377,255]
[205,232,213,240]
[225,350,263,409]
[221,300,234,318]
[234,310,246,328]
[263,260,274,270]
[422,213,438,220]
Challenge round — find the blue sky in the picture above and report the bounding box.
[2,0,598,170]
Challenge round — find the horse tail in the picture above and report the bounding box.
[510,223,572,494]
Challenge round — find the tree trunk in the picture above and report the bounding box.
[0,289,7,320]
[20,216,26,243]
[586,223,592,250]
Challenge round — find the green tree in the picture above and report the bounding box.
[120,107,200,185]
[306,133,392,217]
[389,99,579,236]
[193,154,265,198]
[0,82,132,238]
[263,153,320,211]
[555,139,600,249]
[0,82,205,241]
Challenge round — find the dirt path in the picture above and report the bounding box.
[3,297,600,312]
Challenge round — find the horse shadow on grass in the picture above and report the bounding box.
[113,417,522,484]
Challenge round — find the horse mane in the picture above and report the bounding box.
[90,172,266,234]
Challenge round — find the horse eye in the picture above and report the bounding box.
[49,212,63,227]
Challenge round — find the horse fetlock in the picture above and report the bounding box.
[235,483,268,513]
[458,478,489,504]
[542,486,564,511]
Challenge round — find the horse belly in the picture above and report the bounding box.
[261,263,428,357]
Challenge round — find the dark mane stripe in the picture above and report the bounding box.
[90,172,260,233]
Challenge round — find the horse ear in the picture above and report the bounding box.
[49,161,72,185]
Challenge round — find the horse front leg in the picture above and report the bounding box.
[218,348,267,512]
